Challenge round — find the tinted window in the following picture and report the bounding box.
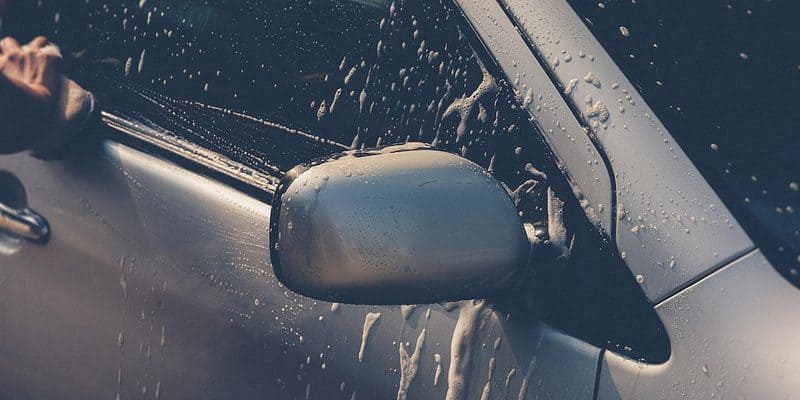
[4,0,538,181]
[567,0,800,283]
[5,0,572,208]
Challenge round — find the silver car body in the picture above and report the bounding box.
[0,0,796,399]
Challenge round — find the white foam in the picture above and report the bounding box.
[400,305,418,321]
[479,357,496,400]
[583,72,601,88]
[518,357,537,400]
[358,312,381,363]
[434,353,443,387]
[397,328,426,400]
[445,300,487,400]
[442,66,497,143]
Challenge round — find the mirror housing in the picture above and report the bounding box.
[269,143,531,304]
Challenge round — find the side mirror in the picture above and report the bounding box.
[269,143,532,304]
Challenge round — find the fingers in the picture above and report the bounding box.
[38,43,62,59]
[0,34,63,105]
[1,36,55,55]
[27,36,50,50]
[37,49,62,94]
[0,36,21,53]
[0,35,63,109]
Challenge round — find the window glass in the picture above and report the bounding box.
[5,0,582,219]
[566,0,800,283]
[5,0,533,180]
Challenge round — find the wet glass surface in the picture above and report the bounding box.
[6,0,566,221]
[6,0,548,183]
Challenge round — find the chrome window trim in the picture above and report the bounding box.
[100,111,281,196]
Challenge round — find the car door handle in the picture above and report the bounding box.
[0,202,50,244]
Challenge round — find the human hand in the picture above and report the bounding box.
[0,36,63,153]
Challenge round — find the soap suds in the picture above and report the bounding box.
[564,78,579,95]
[445,300,488,400]
[137,50,146,74]
[584,95,610,123]
[442,66,497,143]
[344,67,358,85]
[583,72,601,88]
[479,357,496,400]
[439,302,460,312]
[329,88,343,114]
[547,188,575,259]
[400,305,419,321]
[518,357,537,400]
[316,99,327,120]
[397,328,426,400]
[397,307,431,399]
[358,312,381,363]
[504,368,516,396]
[434,354,443,387]
[124,57,133,77]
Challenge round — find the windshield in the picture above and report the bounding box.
[566,0,800,283]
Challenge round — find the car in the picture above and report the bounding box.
[0,0,797,399]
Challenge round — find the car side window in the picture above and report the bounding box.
[5,0,543,182]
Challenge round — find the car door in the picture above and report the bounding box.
[0,1,665,399]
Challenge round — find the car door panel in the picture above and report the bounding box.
[0,140,276,399]
[597,250,800,400]
[0,140,601,399]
